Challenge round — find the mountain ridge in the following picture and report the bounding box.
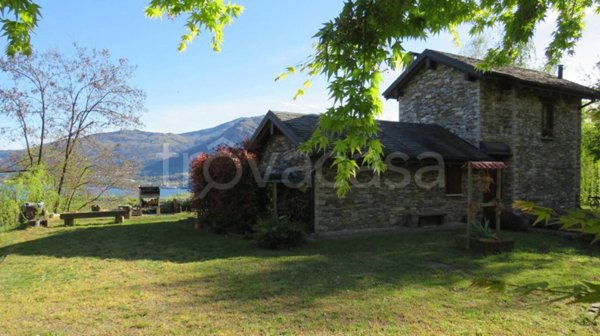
[0,115,264,182]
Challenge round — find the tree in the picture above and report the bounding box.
[0,46,145,211]
[189,145,262,234]
[42,140,139,212]
[2,0,599,196]
[0,50,60,167]
[0,0,40,56]
[0,165,57,231]
[49,46,144,211]
[579,60,600,201]
[461,32,538,68]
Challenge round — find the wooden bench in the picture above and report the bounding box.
[60,210,127,226]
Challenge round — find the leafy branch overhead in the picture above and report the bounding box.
[282,0,598,196]
[144,0,244,52]
[2,0,599,196]
[514,200,600,243]
[0,0,41,56]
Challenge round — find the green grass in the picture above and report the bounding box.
[0,214,599,335]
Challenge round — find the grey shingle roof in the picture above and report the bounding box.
[383,49,599,99]
[262,111,490,161]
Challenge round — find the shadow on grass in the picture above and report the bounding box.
[140,231,599,317]
[0,218,600,328]
[2,216,596,266]
[2,217,599,320]
[0,217,268,263]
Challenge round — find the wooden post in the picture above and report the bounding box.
[496,169,502,234]
[466,162,472,250]
[156,197,161,215]
[272,183,278,218]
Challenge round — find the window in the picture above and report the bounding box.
[445,166,462,195]
[541,103,554,138]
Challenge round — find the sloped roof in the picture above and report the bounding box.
[383,49,599,99]
[252,111,491,161]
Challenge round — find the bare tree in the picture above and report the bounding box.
[51,46,145,211]
[0,46,145,211]
[42,140,139,212]
[0,50,61,166]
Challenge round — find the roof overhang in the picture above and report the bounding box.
[383,49,600,100]
[249,110,302,149]
[479,141,511,157]
[383,50,483,99]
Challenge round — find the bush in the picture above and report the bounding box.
[190,145,262,234]
[253,217,306,250]
[0,165,58,231]
[160,197,193,214]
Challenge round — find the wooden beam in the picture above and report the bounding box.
[464,73,477,82]
[272,183,278,217]
[496,169,502,234]
[466,162,472,250]
[426,58,437,70]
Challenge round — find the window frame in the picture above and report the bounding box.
[541,102,555,138]
[445,165,463,196]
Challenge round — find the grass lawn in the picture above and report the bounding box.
[0,214,599,335]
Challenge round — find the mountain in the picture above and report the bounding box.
[0,115,263,182]
[0,150,13,162]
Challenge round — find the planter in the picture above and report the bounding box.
[455,235,514,253]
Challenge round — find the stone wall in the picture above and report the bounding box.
[258,134,485,234]
[397,63,581,209]
[479,82,581,208]
[397,63,481,145]
[477,81,516,205]
[258,134,311,180]
[257,69,583,233]
[313,165,477,233]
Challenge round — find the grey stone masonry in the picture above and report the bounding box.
[479,81,581,208]
[313,165,479,233]
[397,62,582,209]
[398,63,480,145]
[258,134,311,181]
[258,134,485,234]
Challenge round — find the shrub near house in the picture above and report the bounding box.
[189,145,262,234]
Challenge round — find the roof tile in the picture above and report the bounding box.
[268,111,490,161]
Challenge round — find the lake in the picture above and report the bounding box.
[107,187,190,198]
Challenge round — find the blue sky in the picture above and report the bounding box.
[0,1,599,150]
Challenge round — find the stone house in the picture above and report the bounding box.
[250,49,599,235]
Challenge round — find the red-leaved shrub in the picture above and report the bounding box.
[190,145,262,234]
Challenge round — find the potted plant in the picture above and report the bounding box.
[456,219,514,253]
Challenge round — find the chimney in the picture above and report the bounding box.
[557,64,564,79]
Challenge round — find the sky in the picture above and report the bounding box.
[0,0,599,150]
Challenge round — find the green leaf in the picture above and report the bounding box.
[274,72,286,82]
[145,6,164,18]
[293,88,305,100]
